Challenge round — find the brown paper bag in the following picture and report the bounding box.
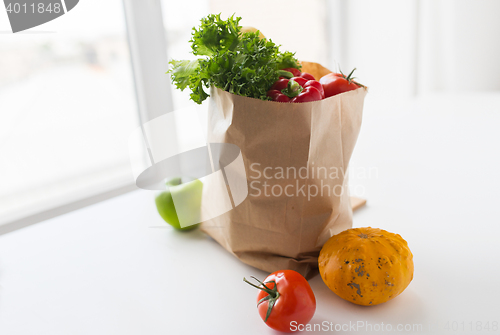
[201,66,367,278]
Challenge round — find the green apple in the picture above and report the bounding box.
[155,177,203,231]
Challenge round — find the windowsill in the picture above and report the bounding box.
[0,165,137,235]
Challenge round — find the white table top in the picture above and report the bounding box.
[1,93,499,334]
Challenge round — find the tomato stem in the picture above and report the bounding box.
[339,67,365,88]
[243,276,281,322]
[345,68,356,82]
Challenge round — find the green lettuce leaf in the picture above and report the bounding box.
[167,14,301,104]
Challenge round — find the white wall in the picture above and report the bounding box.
[340,0,418,98]
[418,0,500,93]
[335,0,500,97]
[210,0,330,68]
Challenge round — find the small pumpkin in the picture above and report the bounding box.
[318,227,414,306]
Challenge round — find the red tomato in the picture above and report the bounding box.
[303,80,325,98]
[300,72,316,81]
[244,270,316,332]
[281,67,301,77]
[319,68,363,98]
[291,86,322,103]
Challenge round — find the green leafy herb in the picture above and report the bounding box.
[167,14,301,104]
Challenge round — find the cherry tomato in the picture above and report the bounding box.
[300,72,316,81]
[303,80,325,98]
[291,86,322,103]
[319,68,363,98]
[281,67,301,77]
[244,270,316,332]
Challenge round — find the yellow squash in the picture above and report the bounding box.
[240,26,266,40]
[318,227,414,306]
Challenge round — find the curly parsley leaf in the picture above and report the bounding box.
[191,13,241,56]
[168,59,200,90]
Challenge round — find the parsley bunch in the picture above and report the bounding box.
[168,14,300,104]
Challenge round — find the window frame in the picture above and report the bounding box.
[0,0,178,234]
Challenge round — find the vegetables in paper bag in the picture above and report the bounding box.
[168,14,301,104]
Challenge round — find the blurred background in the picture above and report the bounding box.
[1,0,499,228]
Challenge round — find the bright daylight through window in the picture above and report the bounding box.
[0,0,138,225]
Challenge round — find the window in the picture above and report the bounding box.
[0,0,138,225]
